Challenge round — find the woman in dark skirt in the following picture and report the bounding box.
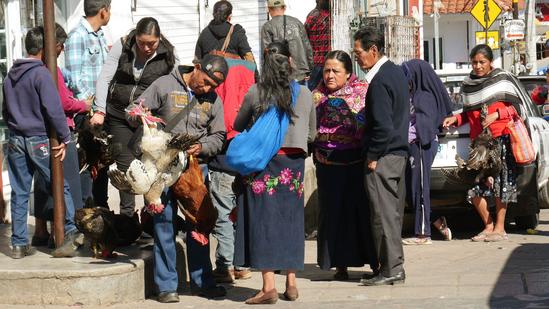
[232,41,316,304]
[443,44,521,242]
[311,50,377,280]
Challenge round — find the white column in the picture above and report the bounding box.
[7,0,22,62]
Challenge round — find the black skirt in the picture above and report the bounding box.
[234,154,305,270]
[315,160,378,270]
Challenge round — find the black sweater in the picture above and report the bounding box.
[363,60,410,161]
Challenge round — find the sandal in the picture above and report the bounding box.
[484,232,509,242]
[435,216,452,241]
[471,231,489,242]
[402,237,432,245]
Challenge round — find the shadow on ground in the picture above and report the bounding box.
[489,243,549,308]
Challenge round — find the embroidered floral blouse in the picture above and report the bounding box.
[312,75,368,151]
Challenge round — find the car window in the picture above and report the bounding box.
[520,79,546,96]
[444,80,464,112]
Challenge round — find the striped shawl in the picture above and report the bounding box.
[462,68,523,111]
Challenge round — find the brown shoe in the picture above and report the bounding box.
[283,286,299,301]
[245,289,278,305]
[212,268,235,283]
[234,268,252,280]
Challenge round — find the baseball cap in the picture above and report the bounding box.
[268,0,285,8]
[200,54,229,85]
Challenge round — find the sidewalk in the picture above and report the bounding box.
[3,206,549,308]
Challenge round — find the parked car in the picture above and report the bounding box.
[432,73,549,229]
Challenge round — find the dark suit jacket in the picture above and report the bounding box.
[363,60,410,161]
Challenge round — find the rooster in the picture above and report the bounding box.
[171,155,218,246]
[108,102,198,215]
[75,113,121,179]
[75,207,142,258]
[441,129,503,186]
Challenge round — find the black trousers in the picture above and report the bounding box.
[365,154,407,277]
[107,114,136,217]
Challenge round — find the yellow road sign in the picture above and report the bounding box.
[470,0,502,30]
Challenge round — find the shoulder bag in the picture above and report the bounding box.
[226,81,301,175]
[209,25,241,60]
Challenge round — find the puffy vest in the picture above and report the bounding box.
[107,34,174,117]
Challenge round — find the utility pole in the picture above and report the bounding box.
[42,0,65,248]
[484,0,489,44]
[433,0,442,70]
[525,0,536,74]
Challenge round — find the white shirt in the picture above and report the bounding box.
[364,56,389,84]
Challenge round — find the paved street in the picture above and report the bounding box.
[3,205,549,308]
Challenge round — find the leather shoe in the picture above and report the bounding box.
[283,286,298,301]
[361,269,380,280]
[51,230,84,258]
[360,271,405,286]
[157,291,179,303]
[11,245,37,259]
[192,285,227,299]
[245,289,278,305]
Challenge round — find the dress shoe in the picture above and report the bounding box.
[245,289,278,305]
[212,268,235,283]
[234,268,252,280]
[11,245,37,259]
[361,270,380,280]
[283,286,299,301]
[360,271,405,286]
[51,230,84,258]
[157,291,179,303]
[192,285,227,299]
[31,235,49,247]
[333,269,349,281]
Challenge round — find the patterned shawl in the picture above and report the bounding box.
[462,68,523,111]
[312,74,367,148]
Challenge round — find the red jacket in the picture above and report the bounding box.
[214,60,255,140]
[57,67,87,129]
[456,101,517,140]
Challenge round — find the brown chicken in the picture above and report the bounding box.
[170,156,218,245]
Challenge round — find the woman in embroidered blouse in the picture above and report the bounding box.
[443,44,520,242]
[312,50,378,281]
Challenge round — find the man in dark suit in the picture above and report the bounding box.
[353,27,410,286]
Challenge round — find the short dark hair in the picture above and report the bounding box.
[325,50,353,74]
[353,27,384,54]
[25,26,44,56]
[212,1,233,25]
[55,23,67,45]
[84,0,111,17]
[469,44,494,62]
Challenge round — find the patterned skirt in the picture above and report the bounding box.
[467,135,518,204]
[234,154,305,270]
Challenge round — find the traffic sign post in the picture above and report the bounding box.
[470,0,502,35]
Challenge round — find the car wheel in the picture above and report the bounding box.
[515,214,539,230]
[540,183,549,209]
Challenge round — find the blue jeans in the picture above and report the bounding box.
[153,164,215,292]
[209,170,239,270]
[33,132,83,219]
[7,134,76,246]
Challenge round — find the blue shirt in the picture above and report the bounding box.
[64,18,109,100]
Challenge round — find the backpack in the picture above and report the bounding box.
[226,81,301,175]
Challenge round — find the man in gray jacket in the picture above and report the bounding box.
[137,55,228,302]
[261,0,313,83]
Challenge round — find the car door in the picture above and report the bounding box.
[513,76,549,191]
